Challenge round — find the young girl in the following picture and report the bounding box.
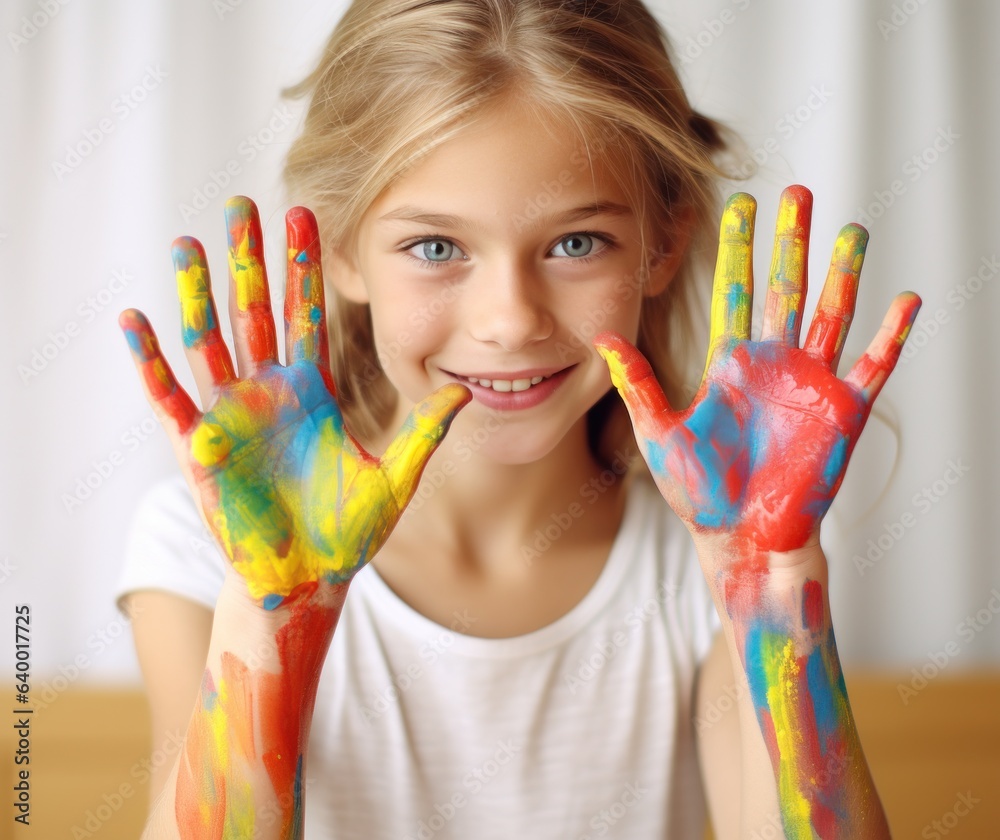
[115,1,919,837]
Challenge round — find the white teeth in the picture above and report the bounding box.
[462,373,551,392]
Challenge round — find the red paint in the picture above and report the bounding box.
[119,310,199,434]
[259,590,342,835]
[226,197,278,367]
[175,586,347,838]
[803,579,824,632]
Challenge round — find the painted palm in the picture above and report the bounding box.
[596,186,919,562]
[120,197,470,607]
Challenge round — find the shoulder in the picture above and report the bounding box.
[114,474,226,614]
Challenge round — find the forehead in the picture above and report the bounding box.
[366,102,636,233]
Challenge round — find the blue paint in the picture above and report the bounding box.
[263,593,284,611]
[806,646,838,752]
[685,383,743,528]
[182,303,217,348]
[201,672,219,711]
[726,285,748,329]
[644,439,668,476]
[744,622,771,716]
[125,328,144,355]
[295,250,308,263]
[820,435,847,490]
[291,754,304,837]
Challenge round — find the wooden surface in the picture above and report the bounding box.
[3,672,998,839]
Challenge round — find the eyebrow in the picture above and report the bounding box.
[377,201,634,228]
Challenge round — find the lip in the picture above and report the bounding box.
[441,365,575,411]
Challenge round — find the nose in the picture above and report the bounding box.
[465,260,554,351]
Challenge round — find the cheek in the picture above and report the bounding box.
[367,288,448,384]
[558,279,644,348]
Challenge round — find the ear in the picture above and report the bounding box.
[643,206,695,298]
[325,244,370,304]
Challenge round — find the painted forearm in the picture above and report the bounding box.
[170,578,347,840]
[709,542,888,840]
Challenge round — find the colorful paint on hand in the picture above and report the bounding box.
[120,197,470,837]
[122,197,470,607]
[595,186,917,838]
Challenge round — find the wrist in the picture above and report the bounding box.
[210,568,349,665]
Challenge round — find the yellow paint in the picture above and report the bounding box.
[706,194,755,370]
[766,195,807,339]
[229,230,267,311]
[177,261,212,339]
[595,345,627,393]
[191,422,232,467]
[764,634,813,838]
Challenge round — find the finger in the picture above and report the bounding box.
[803,224,867,370]
[760,185,812,345]
[285,206,330,371]
[844,291,921,406]
[173,236,236,405]
[119,309,199,435]
[225,196,278,375]
[382,383,472,509]
[706,193,755,361]
[593,331,674,441]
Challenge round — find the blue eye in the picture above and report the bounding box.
[552,233,597,258]
[405,238,467,266]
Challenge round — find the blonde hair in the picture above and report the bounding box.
[283,0,730,460]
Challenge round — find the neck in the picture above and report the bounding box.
[372,406,631,577]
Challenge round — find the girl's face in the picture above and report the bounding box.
[335,102,676,465]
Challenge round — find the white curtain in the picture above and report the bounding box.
[2,0,996,687]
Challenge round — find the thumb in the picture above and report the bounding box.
[382,383,472,509]
[593,331,674,440]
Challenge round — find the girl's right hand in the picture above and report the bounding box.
[119,196,470,609]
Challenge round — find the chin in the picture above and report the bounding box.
[444,402,585,467]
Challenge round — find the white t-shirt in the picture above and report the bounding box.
[115,473,721,839]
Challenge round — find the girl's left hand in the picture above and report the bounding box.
[594,186,920,564]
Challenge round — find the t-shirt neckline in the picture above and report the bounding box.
[353,476,651,659]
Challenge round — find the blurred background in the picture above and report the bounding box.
[1,1,997,837]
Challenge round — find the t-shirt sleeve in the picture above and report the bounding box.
[113,473,227,617]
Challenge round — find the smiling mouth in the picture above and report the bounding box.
[462,374,549,392]
[446,369,566,393]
